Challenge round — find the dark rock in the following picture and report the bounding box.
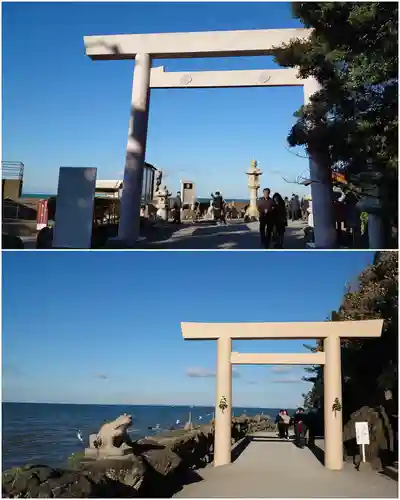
[142,447,181,476]
[29,466,61,482]
[343,405,397,470]
[2,233,24,249]
[76,475,93,497]
[26,475,42,497]
[37,482,54,498]
[13,469,35,493]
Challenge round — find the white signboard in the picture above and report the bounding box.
[180,180,195,206]
[53,167,97,249]
[355,422,370,445]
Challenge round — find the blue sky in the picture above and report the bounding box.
[2,251,375,407]
[3,2,310,199]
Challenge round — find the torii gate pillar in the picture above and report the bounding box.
[119,53,152,246]
[323,334,343,470]
[215,336,232,466]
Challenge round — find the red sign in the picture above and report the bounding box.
[36,199,49,230]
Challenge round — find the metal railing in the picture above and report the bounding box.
[2,161,24,180]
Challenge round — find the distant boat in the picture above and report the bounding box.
[77,430,83,442]
[176,419,180,425]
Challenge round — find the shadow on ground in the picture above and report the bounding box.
[232,437,252,463]
[137,220,307,250]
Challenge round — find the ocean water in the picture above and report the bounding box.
[2,403,281,470]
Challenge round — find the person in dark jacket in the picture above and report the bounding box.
[258,188,275,248]
[172,191,182,224]
[272,192,287,249]
[211,192,226,224]
[275,410,286,439]
[291,407,307,448]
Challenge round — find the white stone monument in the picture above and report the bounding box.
[246,160,262,220]
[53,167,97,249]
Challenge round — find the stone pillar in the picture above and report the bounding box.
[246,160,262,220]
[214,336,232,467]
[118,53,151,246]
[249,186,258,216]
[323,335,343,470]
[304,78,336,248]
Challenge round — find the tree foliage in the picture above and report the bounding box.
[273,3,398,227]
[302,251,398,419]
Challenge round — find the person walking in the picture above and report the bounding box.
[258,188,275,249]
[275,410,286,439]
[172,191,182,224]
[284,197,291,220]
[291,194,300,221]
[291,407,307,448]
[272,192,287,249]
[211,191,226,225]
[281,410,291,439]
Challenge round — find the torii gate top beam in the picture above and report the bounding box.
[84,28,312,60]
[181,319,383,340]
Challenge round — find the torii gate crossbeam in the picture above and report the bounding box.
[181,319,383,471]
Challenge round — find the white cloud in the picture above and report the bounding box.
[270,366,293,374]
[186,368,215,378]
[186,367,241,378]
[271,378,304,384]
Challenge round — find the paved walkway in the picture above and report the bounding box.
[139,219,307,250]
[174,432,397,498]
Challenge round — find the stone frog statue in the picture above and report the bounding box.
[86,413,135,458]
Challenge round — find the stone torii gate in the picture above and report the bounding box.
[181,319,383,470]
[84,28,337,248]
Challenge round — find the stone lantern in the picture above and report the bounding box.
[155,185,171,221]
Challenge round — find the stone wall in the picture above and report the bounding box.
[2,415,275,498]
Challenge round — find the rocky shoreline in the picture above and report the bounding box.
[2,414,276,498]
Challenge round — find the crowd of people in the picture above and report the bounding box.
[170,187,364,249]
[171,189,305,250]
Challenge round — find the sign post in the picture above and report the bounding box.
[355,421,370,463]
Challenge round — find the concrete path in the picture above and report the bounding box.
[139,219,307,250]
[174,432,398,498]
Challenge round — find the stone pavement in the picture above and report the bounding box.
[15,220,307,250]
[174,432,398,498]
[138,219,307,250]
